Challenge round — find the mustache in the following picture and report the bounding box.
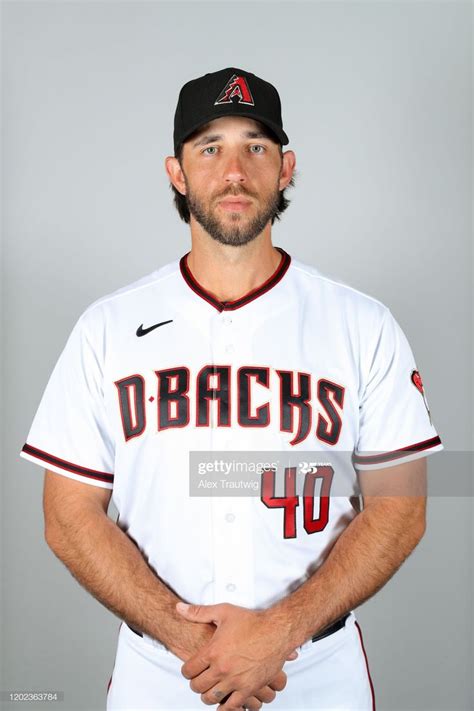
[216,188,254,200]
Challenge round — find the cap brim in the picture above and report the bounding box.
[175,111,289,152]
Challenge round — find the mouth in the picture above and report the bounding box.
[218,198,252,212]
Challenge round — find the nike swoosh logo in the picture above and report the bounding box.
[136,320,173,337]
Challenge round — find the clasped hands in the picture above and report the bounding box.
[174,601,299,711]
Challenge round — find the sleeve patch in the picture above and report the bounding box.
[411,369,432,424]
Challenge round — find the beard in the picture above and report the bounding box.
[183,175,282,247]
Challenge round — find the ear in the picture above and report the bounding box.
[279,150,296,191]
[165,156,186,195]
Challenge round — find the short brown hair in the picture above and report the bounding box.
[169,121,295,225]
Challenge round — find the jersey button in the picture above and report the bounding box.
[226,583,236,592]
[225,513,235,523]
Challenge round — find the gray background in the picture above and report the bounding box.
[2,1,472,710]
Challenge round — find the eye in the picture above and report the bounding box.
[201,144,267,156]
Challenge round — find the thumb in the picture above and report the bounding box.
[175,602,225,625]
[286,649,299,661]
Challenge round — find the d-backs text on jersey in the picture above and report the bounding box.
[114,365,344,447]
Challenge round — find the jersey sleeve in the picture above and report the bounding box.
[19,307,115,489]
[353,307,444,470]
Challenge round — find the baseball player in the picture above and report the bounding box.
[20,67,443,711]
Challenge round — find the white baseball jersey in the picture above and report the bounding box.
[20,247,443,610]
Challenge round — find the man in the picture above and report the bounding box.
[20,67,443,710]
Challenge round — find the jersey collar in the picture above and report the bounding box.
[179,247,291,312]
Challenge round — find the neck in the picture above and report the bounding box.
[185,233,282,303]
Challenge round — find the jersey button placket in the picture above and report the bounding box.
[209,308,235,431]
[209,310,234,602]
[208,312,230,431]
[210,309,255,606]
[222,311,235,358]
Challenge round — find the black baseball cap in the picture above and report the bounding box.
[173,67,289,156]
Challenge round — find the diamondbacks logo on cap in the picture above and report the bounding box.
[214,74,255,106]
[411,369,432,425]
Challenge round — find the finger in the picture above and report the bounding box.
[180,653,210,680]
[176,602,226,625]
[286,649,299,660]
[252,684,277,704]
[239,698,262,711]
[201,684,235,707]
[218,694,262,711]
[267,670,287,692]
[188,668,221,694]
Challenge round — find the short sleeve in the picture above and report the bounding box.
[19,308,115,488]
[353,308,444,470]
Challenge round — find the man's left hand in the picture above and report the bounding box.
[176,601,297,710]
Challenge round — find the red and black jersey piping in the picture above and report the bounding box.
[354,621,376,710]
[179,247,291,312]
[353,435,442,466]
[21,443,114,484]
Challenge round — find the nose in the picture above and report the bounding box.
[222,150,247,184]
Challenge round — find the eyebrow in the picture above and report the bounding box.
[192,130,271,148]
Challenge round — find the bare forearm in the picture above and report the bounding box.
[267,500,425,651]
[46,507,209,656]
